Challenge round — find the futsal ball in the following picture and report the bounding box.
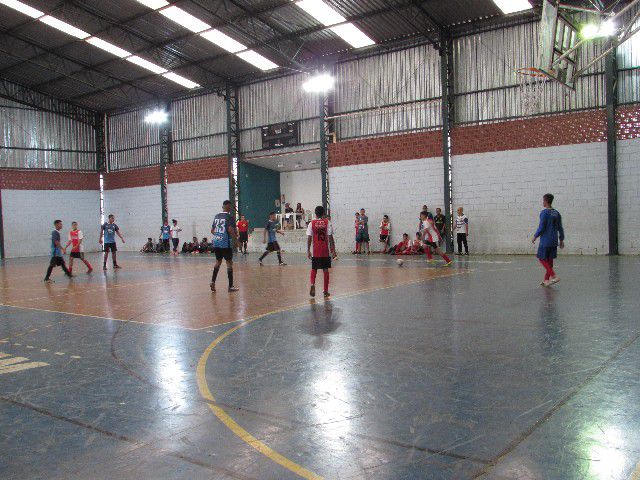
[397,259,404,267]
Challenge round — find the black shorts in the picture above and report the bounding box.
[70,252,84,259]
[423,240,438,249]
[311,257,332,270]
[239,232,248,243]
[104,242,117,253]
[266,241,280,252]
[356,232,370,243]
[214,248,233,261]
[172,238,179,250]
[379,234,389,243]
[49,256,65,267]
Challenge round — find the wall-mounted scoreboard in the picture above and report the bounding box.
[261,121,299,149]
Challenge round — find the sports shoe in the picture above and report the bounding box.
[44,278,53,283]
[443,260,453,267]
[113,264,122,269]
[279,262,287,266]
[310,285,316,297]
[103,265,107,270]
[210,282,216,292]
[541,280,551,287]
[323,291,331,298]
[259,260,263,266]
[228,286,239,292]
[87,267,93,273]
[549,276,560,285]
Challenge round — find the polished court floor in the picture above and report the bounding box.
[0,252,638,479]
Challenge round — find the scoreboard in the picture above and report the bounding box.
[261,121,299,149]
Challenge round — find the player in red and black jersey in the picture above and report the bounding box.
[307,205,337,298]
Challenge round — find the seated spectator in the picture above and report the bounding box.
[284,203,294,229]
[188,236,199,254]
[389,233,411,255]
[199,237,210,253]
[181,241,190,253]
[409,232,425,254]
[141,237,154,253]
[155,238,163,252]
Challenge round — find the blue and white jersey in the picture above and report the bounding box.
[212,212,234,248]
[160,225,171,240]
[102,222,119,243]
[265,220,278,243]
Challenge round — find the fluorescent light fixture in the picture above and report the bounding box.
[126,55,168,74]
[39,15,90,39]
[200,29,246,53]
[86,37,132,57]
[303,73,334,92]
[0,0,43,17]
[236,50,278,71]
[295,0,344,26]
[162,72,200,89]
[492,0,532,15]
[136,0,168,8]
[159,6,211,33]
[145,110,168,124]
[330,23,375,48]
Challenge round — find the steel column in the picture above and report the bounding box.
[95,112,107,172]
[159,103,172,224]
[605,44,618,255]
[440,36,454,254]
[226,84,240,220]
[319,88,335,214]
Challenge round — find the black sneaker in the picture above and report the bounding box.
[210,282,216,292]
[113,264,122,269]
[228,286,239,292]
[310,285,316,297]
[323,291,330,298]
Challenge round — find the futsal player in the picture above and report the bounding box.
[237,214,249,254]
[379,215,391,253]
[160,220,171,253]
[352,212,361,254]
[357,208,371,254]
[532,193,564,287]
[307,205,337,298]
[44,220,72,282]
[170,219,182,255]
[258,212,286,266]
[210,200,239,292]
[65,221,92,273]
[99,214,125,270]
[420,211,452,266]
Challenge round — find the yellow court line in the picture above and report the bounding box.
[196,269,469,479]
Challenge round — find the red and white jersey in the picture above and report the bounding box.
[421,219,441,243]
[68,229,84,252]
[380,221,390,236]
[307,218,334,258]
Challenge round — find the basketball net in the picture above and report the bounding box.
[516,68,547,116]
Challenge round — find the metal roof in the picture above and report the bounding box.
[0,0,621,112]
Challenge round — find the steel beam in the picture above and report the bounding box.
[605,44,618,255]
[159,103,172,224]
[440,35,454,254]
[95,112,107,172]
[226,84,240,221]
[319,85,335,214]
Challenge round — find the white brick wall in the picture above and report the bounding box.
[2,189,100,258]
[452,142,609,254]
[103,185,160,252]
[329,157,444,252]
[618,138,640,254]
[280,169,322,213]
[167,178,229,245]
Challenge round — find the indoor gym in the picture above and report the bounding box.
[0,1,639,479]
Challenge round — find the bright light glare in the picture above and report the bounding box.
[162,72,200,89]
[200,29,246,53]
[296,0,345,26]
[581,24,599,39]
[159,6,211,33]
[581,21,616,39]
[330,23,375,48]
[145,110,169,123]
[39,15,90,39]
[0,0,43,18]
[86,37,132,57]
[492,0,532,14]
[136,0,169,8]
[236,50,278,71]
[599,20,616,37]
[303,73,334,93]
[126,55,168,74]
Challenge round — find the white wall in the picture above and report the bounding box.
[167,178,229,243]
[2,189,100,258]
[329,157,444,252]
[280,169,322,214]
[618,138,640,254]
[103,185,161,252]
[452,142,609,254]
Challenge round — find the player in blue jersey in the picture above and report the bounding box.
[99,214,125,270]
[210,200,239,292]
[44,220,72,282]
[160,220,171,252]
[532,193,565,287]
[258,212,286,266]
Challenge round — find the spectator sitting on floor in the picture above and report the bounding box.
[181,241,190,254]
[410,232,425,254]
[141,237,155,253]
[199,237,211,253]
[188,236,199,254]
[389,233,411,255]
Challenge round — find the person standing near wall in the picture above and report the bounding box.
[357,208,371,255]
[160,220,171,253]
[453,207,469,255]
[100,214,125,270]
[170,219,181,256]
[44,220,72,282]
[434,208,447,247]
[65,221,92,274]
[379,215,391,253]
[237,215,249,254]
[532,193,564,287]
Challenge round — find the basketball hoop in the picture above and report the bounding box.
[516,67,548,116]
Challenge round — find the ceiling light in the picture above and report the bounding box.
[295,0,345,26]
[200,29,246,53]
[39,15,90,39]
[0,0,43,17]
[581,24,599,39]
[145,110,168,124]
[492,0,532,15]
[303,73,334,92]
[236,50,278,71]
[599,20,616,37]
[86,37,132,57]
[136,0,168,8]
[162,72,200,89]
[330,23,375,48]
[159,6,211,33]
[126,55,168,74]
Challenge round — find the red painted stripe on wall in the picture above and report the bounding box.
[0,170,99,190]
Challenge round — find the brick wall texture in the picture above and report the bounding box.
[0,170,99,190]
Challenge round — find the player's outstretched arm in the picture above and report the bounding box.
[117,230,125,243]
[307,235,312,259]
[99,226,104,244]
[329,236,337,258]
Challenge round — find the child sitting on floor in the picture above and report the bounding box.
[141,237,155,253]
[389,233,411,255]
